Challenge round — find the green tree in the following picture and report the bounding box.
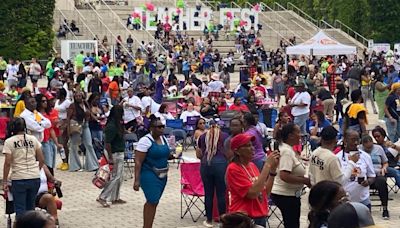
[0,0,55,60]
[368,0,400,43]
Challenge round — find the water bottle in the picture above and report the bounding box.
[59,147,66,160]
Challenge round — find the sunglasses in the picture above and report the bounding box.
[155,125,165,129]
[41,100,47,103]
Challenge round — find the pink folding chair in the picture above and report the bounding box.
[0,116,10,140]
[180,162,205,222]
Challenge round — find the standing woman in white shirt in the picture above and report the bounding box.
[290,82,311,135]
[54,88,72,171]
[120,87,143,130]
[28,58,42,94]
[154,103,174,125]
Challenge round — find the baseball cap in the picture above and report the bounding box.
[230,133,255,151]
[328,202,376,228]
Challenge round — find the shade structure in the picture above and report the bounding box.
[286,31,357,56]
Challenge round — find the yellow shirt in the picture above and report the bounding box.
[13,100,25,117]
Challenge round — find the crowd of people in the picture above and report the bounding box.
[2,17,400,227]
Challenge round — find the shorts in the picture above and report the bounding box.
[30,74,39,83]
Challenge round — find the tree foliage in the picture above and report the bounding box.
[227,0,400,44]
[0,0,55,60]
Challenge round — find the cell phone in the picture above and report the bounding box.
[273,141,280,152]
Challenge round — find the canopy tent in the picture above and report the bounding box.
[286,31,357,56]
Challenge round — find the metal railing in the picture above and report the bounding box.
[98,0,167,53]
[334,20,369,47]
[55,8,80,41]
[286,2,319,28]
[272,2,286,11]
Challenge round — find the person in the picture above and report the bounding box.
[97,105,126,207]
[246,95,258,114]
[384,82,400,142]
[229,97,250,113]
[374,74,390,120]
[193,118,207,142]
[290,82,311,135]
[66,91,99,172]
[154,103,174,125]
[307,111,332,151]
[134,116,172,228]
[270,123,311,228]
[360,135,390,219]
[317,86,335,120]
[334,76,346,123]
[220,212,264,228]
[343,89,368,136]
[2,118,45,217]
[224,118,244,160]
[54,88,72,171]
[196,122,229,227]
[88,93,105,158]
[371,126,400,189]
[5,58,19,88]
[336,130,375,210]
[327,202,377,228]
[273,111,290,139]
[108,76,120,105]
[243,113,266,171]
[308,181,349,228]
[14,210,57,228]
[226,133,280,227]
[179,102,201,123]
[13,87,31,117]
[29,58,42,93]
[200,97,218,118]
[20,96,52,142]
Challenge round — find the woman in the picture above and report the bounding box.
[243,113,266,171]
[108,76,120,105]
[270,123,311,228]
[67,91,99,172]
[246,95,258,114]
[2,118,44,217]
[308,111,332,151]
[374,74,389,120]
[29,58,42,93]
[193,118,207,142]
[334,76,347,123]
[54,88,72,171]
[97,105,126,207]
[200,97,218,118]
[229,97,250,113]
[273,111,290,139]
[154,103,174,125]
[134,116,172,228]
[13,87,31,117]
[88,93,105,158]
[317,86,334,120]
[343,89,368,136]
[308,181,348,228]
[226,133,280,227]
[384,82,400,142]
[196,123,229,227]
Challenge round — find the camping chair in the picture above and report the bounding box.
[0,180,14,228]
[180,162,205,222]
[387,177,399,194]
[185,116,201,150]
[0,116,10,142]
[124,133,138,179]
[267,198,284,228]
[166,119,184,129]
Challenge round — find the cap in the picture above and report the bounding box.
[230,133,255,151]
[211,73,219,81]
[44,91,54,100]
[328,202,375,228]
[54,67,60,72]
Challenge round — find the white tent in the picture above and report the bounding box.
[286,31,357,56]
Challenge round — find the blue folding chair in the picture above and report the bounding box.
[166,119,184,129]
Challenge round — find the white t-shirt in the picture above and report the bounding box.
[208,80,225,92]
[180,110,201,123]
[6,64,18,80]
[136,134,169,152]
[55,99,72,120]
[154,111,174,125]
[141,96,161,114]
[122,95,142,122]
[38,168,48,194]
[291,92,311,116]
[336,150,376,203]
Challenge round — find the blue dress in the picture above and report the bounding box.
[140,136,170,204]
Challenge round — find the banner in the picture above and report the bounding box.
[61,40,98,61]
[372,43,391,53]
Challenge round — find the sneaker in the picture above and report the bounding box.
[203,220,213,227]
[56,163,63,170]
[60,163,69,171]
[382,210,390,220]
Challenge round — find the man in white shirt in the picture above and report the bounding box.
[6,59,19,87]
[120,88,143,130]
[20,96,51,142]
[180,102,201,123]
[336,130,376,208]
[208,73,225,92]
[290,82,311,135]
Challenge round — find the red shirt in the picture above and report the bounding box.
[226,162,268,218]
[287,86,296,99]
[229,104,250,113]
[42,109,59,142]
[101,77,110,93]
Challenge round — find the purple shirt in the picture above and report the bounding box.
[197,131,229,163]
[245,126,266,162]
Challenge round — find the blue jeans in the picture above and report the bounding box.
[91,129,104,159]
[42,140,57,168]
[200,159,227,221]
[69,123,99,171]
[11,178,40,217]
[386,167,400,187]
[294,113,309,135]
[385,117,400,143]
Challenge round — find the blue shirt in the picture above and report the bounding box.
[182,61,190,71]
[307,119,332,136]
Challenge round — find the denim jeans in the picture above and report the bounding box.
[11,178,40,217]
[200,159,227,221]
[42,140,57,168]
[99,152,124,202]
[69,123,99,171]
[385,117,400,143]
[293,113,309,135]
[386,167,400,187]
[91,129,104,159]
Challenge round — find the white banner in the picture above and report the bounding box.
[372,43,391,53]
[61,40,98,61]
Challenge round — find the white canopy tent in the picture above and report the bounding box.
[286,31,357,56]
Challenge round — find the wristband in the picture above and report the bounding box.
[269,172,277,177]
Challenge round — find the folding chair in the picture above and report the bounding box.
[166,119,184,129]
[124,133,138,180]
[185,116,201,150]
[0,180,14,228]
[163,126,173,136]
[387,177,399,194]
[180,162,205,222]
[267,198,284,228]
[0,116,10,142]
[171,129,187,151]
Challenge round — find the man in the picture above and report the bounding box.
[5,58,19,88]
[126,35,134,49]
[309,126,353,185]
[208,73,225,93]
[74,51,85,74]
[347,63,362,96]
[336,130,376,211]
[120,87,143,130]
[20,96,51,142]
[0,56,7,81]
[290,82,311,135]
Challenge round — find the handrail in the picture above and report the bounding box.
[84,2,135,59]
[259,3,306,42]
[319,19,335,29]
[287,2,318,27]
[98,0,166,54]
[334,19,369,47]
[273,2,287,11]
[230,2,241,8]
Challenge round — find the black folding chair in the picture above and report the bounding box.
[267,198,284,228]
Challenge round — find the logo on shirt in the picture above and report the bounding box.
[14,139,35,149]
[311,155,325,170]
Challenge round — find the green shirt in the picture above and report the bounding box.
[75,54,85,67]
[104,122,125,153]
[321,61,329,74]
[46,68,54,79]
[0,60,7,70]
[108,66,116,77]
[114,67,124,77]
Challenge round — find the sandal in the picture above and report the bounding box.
[96,197,110,207]
[112,199,127,204]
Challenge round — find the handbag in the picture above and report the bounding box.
[92,163,111,189]
[70,119,82,135]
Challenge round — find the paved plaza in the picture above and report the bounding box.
[0,76,399,227]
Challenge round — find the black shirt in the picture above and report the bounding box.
[385,93,400,120]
